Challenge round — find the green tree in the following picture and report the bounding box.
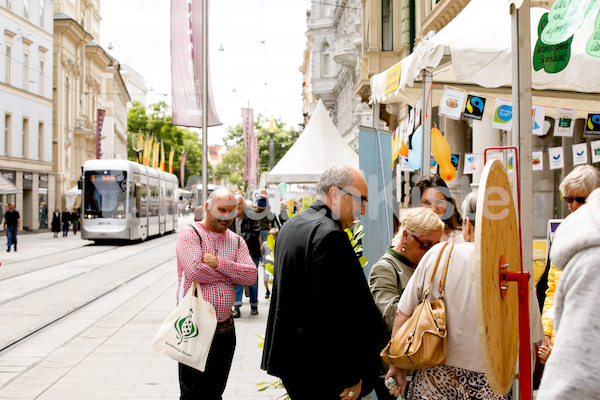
[126,101,212,187]
[216,114,299,188]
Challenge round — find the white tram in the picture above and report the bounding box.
[81,159,178,241]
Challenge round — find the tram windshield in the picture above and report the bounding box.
[84,170,128,218]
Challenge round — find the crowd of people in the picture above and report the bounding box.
[173,164,600,400]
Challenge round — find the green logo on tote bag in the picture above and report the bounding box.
[175,309,199,345]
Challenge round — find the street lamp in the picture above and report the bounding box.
[268,116,275,171]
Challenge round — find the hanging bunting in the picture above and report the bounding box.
[400,151,415,172]
[548,146,565,169]
[572,143,588,165]
[591,140,600,163]
[585,113,600,136]
[507,154,516,174]
[492,98,513,131]
[462,95,486,121]
[450,154,460,172]
[408,108,415,133]
[463,153,483,175]
[532,105,546,136]
[439,87,465,120]
[532,151,544,171]
[414,96,422,128]
[430,156,438,175]
[554,107,576,137]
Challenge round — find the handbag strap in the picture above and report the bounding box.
[438,243,454,298]
[423,242,449,299]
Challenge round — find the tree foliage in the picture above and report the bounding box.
[126,101,212,187]
[215,114,299,188]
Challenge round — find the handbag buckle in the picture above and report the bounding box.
[437,327,448,338]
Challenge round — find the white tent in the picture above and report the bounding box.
[65,185,82,211]
[370,0,600,116]
[266,99,359,183]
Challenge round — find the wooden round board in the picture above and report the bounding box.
[474,159,520,395]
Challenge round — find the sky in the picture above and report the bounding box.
[99,0,310,145]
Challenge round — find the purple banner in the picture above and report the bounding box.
[171,0,221,128]
[96,109,105,159]
[241,108,253,182]
[180,152,186,189]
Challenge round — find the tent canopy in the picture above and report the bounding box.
[266,99,359,183]
[0,174,21,194]
[370,0,600,116]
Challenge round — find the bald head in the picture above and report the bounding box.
[203,188,237,233]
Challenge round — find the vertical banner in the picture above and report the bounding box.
[145,137,153,166]
[532,105,546,136]
[358,126,393,281]
[572,143,588,165]
[548,146,564,169]
[532,151,544,171]
[180,152,187,188]
[554,107,576,137]
[241,108,253,182]
[249,132,258,189]
[171,0,221,128]
[137,133,144,163]
[492,98,513,130]
[169,147,175,174]
[96,109,105,159]
[439,87,465,120]
[160,141,166,171]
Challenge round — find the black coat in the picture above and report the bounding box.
[229,215,261,262]
[61,211,71,225]
[261,201,383,395]
[51,212,61,232]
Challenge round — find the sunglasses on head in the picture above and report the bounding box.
[411,234,438,251]
[563,195,586,204]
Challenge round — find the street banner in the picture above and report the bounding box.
[548,146,564,169]
[572,143,588,165]
[96,109,105,159]
[532,151,544,171]
[160,141,166,171]
[241,108,253,182]
[169,147,175,174]
[171,0,221,128]
[532,105,546,136]
[554,107,576,137]
[180,152,187,188]
[439,87,465,120]
[137,133,144,163]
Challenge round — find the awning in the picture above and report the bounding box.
[0,174,21,194]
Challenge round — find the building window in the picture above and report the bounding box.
[382,0,393,51]
[22,118,29,158]
[3,114,11,156]
[39,59,44,95]
[322,43,330,77]
[39,0,45,26]
[23,52,29,90]
[38,122,43,160]
[24,0,29,19]
[5,44,12,84]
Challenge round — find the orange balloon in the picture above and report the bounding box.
[431,127,455,181]
[400,140,409,157]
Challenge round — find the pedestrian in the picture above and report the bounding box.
[61,207,71,237]
[369,207,444,399]
[229,194,261,318]
[71,207,80,235]
[256,189,279,242]
[261,165,383,400]
[536,188,600,399]
[175,188,257,399]
[260,227,278,299]
[4,202,20,252]
[51,207,61,238]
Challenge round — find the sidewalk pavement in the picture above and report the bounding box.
[0,216,287,399]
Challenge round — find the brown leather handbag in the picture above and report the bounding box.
[380,243,453,370]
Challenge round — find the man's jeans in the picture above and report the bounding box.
[6,226,17,250]
[234,259,259,307]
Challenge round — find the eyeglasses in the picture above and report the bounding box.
[411,234,438,251]
[337,187,368,207]
[563,195,586,205]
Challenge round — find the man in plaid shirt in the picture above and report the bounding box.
[176,188,257,399]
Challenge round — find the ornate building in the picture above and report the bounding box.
[0,0,54,231]
[53,0,129,210]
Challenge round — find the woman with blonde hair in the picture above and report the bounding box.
[369,207,444,399]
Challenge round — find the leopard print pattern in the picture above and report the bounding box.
[406,365,512,400]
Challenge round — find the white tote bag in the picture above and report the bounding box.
[149,282,218,371]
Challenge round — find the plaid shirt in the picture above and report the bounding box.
[176,222,257,322]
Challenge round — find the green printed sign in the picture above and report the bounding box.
[541,0,591,45]
[587,10,600,58]
[534,13,573,73]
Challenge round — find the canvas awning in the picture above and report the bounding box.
[0,174,21,194]
[266,99,359,183]
[370,0,600,117]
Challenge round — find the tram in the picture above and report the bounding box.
[81,159,178,241]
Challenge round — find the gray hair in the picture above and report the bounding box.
[316,166,356,200]
[559,165,600,197]
[462,191,478,228]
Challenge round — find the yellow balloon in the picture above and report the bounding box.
[431,126,456,182]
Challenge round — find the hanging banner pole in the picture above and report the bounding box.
[420,71,433,175]
[201,0,209,205]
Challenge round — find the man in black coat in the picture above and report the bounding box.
[229,195,262,317]
[261,166,383,400]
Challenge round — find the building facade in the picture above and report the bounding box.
[53,0,129,211]
[0,0,54,231]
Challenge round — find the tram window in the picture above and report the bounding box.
[83,170,127,218]
[140,183,148,217]
[134,183,141,218]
